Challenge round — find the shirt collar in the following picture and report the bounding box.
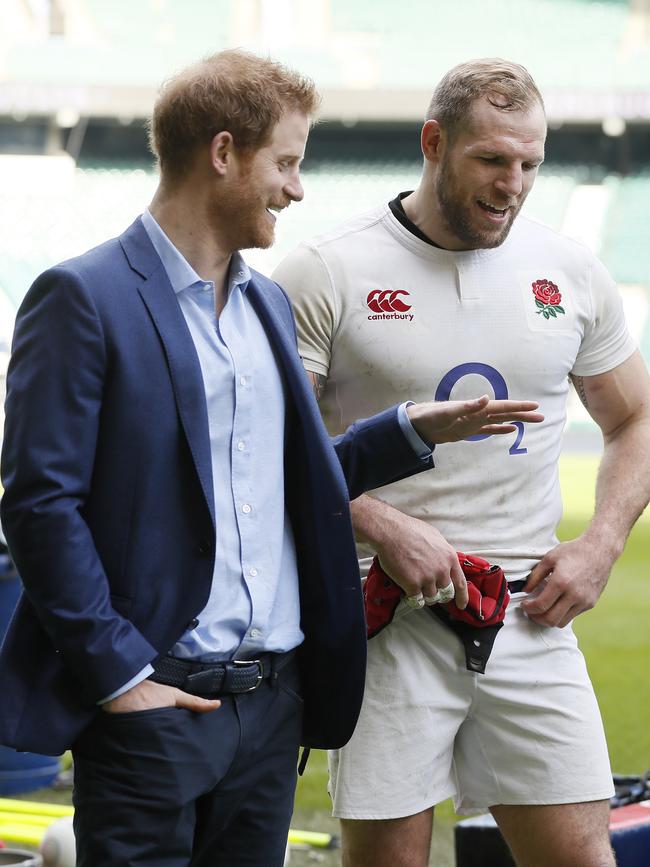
[141,209,251,294]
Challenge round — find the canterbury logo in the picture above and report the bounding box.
[366,289,412,313]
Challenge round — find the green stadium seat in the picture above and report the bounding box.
[1,0,643,92]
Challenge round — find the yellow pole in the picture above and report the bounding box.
[0,821,44,846]
[0,811,55,827]
[287,828,337,848]
[0,798,73,818]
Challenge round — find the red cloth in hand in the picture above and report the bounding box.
[363,552,509,639]
[363,559,403,639]
[448,553,509,626]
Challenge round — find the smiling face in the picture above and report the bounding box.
[218,110,310,252]
[430,97,546,250]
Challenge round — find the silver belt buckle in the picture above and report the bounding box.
[232,658,263,692]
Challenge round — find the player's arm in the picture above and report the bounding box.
[350,494,470,607]
[523,350,650,627]
[308,371,327,403]
[307,373,543,606]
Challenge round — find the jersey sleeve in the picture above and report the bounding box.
[272,243,338,378]
[571,254,636,377]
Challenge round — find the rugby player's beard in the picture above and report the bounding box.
[435,153,523,250]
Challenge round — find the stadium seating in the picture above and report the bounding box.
[2,0,646,94]
[521,165,586,230]
[321,0,636,89]
[4,0,230,87]
[600,173,650,285]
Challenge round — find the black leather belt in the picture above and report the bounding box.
[508,579,528,593]
[151,650,295,697]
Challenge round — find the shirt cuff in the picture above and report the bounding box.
[398,401,435,461]
[98,664,155,705]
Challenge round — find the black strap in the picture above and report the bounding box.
[298,747,311,776]
[426,578,526,673]
[427,606,503,674]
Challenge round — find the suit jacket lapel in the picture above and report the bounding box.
[246,276,354,499]
[247,279,315,419]
[120,219,215,528]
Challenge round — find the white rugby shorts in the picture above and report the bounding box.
[328,595,614,818]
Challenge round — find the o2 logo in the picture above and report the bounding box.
[435,362,527,455]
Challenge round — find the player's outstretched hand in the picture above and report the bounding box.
[407,394,543,444]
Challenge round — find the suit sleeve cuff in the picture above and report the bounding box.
[98,664,155,705]
[398,401,435,461]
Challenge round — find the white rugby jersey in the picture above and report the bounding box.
[273,203,636,580]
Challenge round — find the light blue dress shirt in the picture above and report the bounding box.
[142,209,303,661]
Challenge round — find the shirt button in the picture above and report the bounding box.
[239,376,247,386]
[237,441,245,451]
[249,567,258,577]
[250,628,262,638]
[242,503,252,514]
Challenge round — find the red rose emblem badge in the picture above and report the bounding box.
[532,279,565,319]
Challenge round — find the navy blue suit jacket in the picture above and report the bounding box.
[0,218,430,755]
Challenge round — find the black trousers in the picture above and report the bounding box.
[72,657,303,867]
